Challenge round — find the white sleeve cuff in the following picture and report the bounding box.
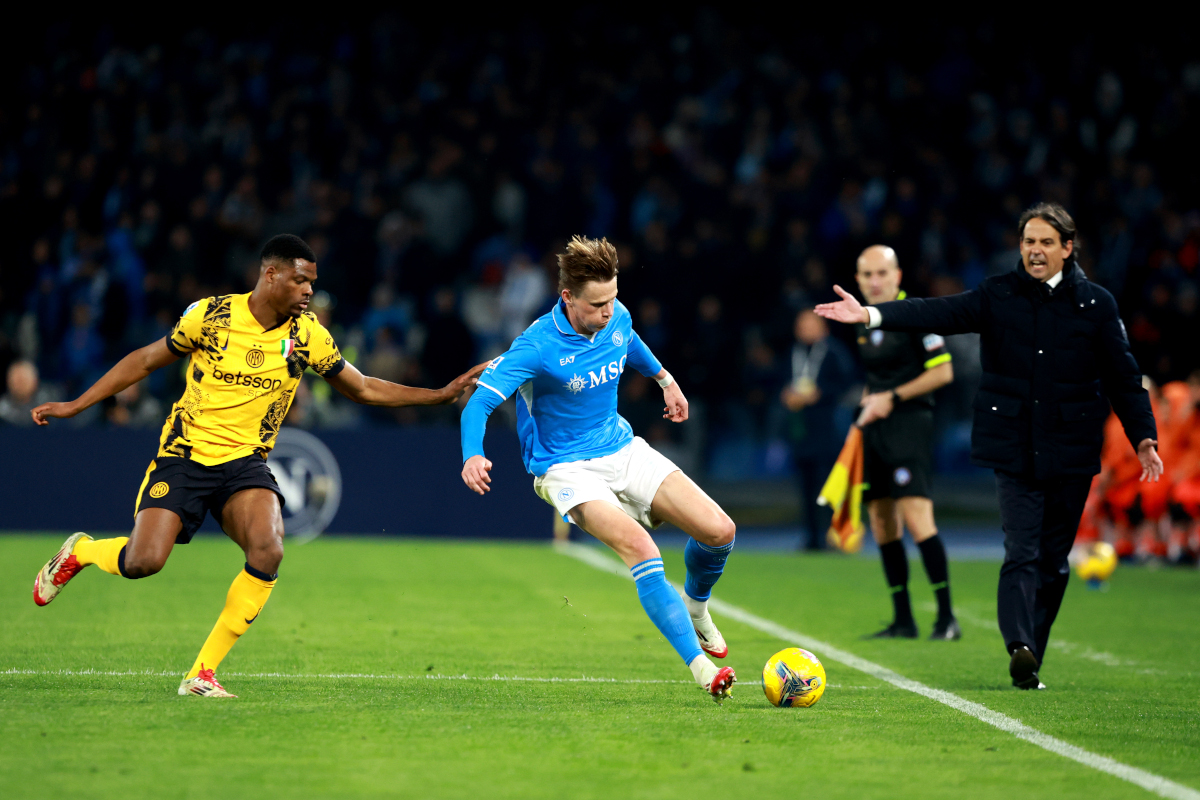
[866,307,882,329]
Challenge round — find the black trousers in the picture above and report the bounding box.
[995,470,1092,664]
[796,453,835,550]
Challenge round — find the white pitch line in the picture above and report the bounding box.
[0,667,880,690]
[556,541,1199,800]
[0,668,691,684]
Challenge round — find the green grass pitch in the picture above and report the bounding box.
[1,534,1197,799]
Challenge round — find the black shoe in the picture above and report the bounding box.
[929,618,962,641]
[1009,645,1044,689]
[867,621,918,639]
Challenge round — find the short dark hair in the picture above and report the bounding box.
[557,235,619,295]
[1018,203,1077,250]
[260,234,316,266]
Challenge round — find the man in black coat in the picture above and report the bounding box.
[815,203,1163,689]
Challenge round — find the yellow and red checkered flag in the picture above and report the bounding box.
[817,426,866,553]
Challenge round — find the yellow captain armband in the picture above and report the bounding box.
[924,353,952,370]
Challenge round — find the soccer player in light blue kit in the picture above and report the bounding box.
[461,236,737,702]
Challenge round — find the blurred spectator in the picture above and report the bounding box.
[498,252,551,342]
[0,361,56,426]
[60,304,105,394]
[362,285,413,351]
[0,14,1196,487]
[422,288,476,389]
[106,383,162,428]
[781,310,859,550]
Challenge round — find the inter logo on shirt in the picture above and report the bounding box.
[246,349,265,368]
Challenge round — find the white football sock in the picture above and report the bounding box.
[688,653,718,687]
[683,594,709,621]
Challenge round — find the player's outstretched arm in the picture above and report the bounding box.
[31,338,179,425]
[326,361,488,407]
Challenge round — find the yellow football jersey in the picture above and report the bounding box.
[159,293,345,465]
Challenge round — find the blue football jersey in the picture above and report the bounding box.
[461,299,663,475]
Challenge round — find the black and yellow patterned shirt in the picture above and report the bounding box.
[159,293,345,465]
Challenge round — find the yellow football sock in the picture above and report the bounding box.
[71,536,129,576]
[186,566,276,679]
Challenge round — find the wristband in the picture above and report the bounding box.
[890,389,900,404]
[656,371,675,388]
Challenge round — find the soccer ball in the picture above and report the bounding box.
[1074,541,1118,583]
[762,647,826,708]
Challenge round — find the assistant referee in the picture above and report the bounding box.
[817,203,1161,690]
[853,245,959,642]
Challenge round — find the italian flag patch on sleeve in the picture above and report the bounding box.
[280,339,295,357]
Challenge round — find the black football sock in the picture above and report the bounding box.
[879,540,914,627]
[917,535,953,622]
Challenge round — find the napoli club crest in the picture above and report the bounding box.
[611,329,623,346]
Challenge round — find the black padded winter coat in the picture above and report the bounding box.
[874,263,1156,479]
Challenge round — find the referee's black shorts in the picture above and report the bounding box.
[862,405,934,503]
[134,455,285,543]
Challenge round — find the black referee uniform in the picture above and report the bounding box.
[855,297,957,639]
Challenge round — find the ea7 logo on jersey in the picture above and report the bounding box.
[559,355,575,366]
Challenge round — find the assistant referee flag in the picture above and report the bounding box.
[818,426,866,553]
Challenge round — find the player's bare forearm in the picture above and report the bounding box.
[31,338,178,425]
[896,361,953,401]
[327,360,487,407]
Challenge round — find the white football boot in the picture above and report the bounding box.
[683,596,728,658]
[690,654,736,704]
[179,666,237,698]
[33,532,92,606]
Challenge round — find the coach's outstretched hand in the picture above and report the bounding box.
[439,361,490,405]
[1138,438,1164,482]
[815,286,870,325]
[462,455,493,495]
[30,400,82,426]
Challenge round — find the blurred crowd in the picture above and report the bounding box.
[0,14,1197,481]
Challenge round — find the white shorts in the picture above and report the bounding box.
[534,437,680,529]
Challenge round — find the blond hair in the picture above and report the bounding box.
[557,235,619,295]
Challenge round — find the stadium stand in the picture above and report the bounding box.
[0,15,1197,527]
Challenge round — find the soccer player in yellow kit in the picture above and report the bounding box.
[30,234,484,698]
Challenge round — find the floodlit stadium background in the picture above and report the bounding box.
[1,12,1198,546]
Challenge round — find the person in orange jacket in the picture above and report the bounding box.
[1166,372,1200,563]
[1084,381,1173,560]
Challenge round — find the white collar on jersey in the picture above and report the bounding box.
[552,300,597,343]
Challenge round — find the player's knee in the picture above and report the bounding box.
[122,549,166,579]
[252,539,284,574]
[871,526,901,545]
[709,515,736,547]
